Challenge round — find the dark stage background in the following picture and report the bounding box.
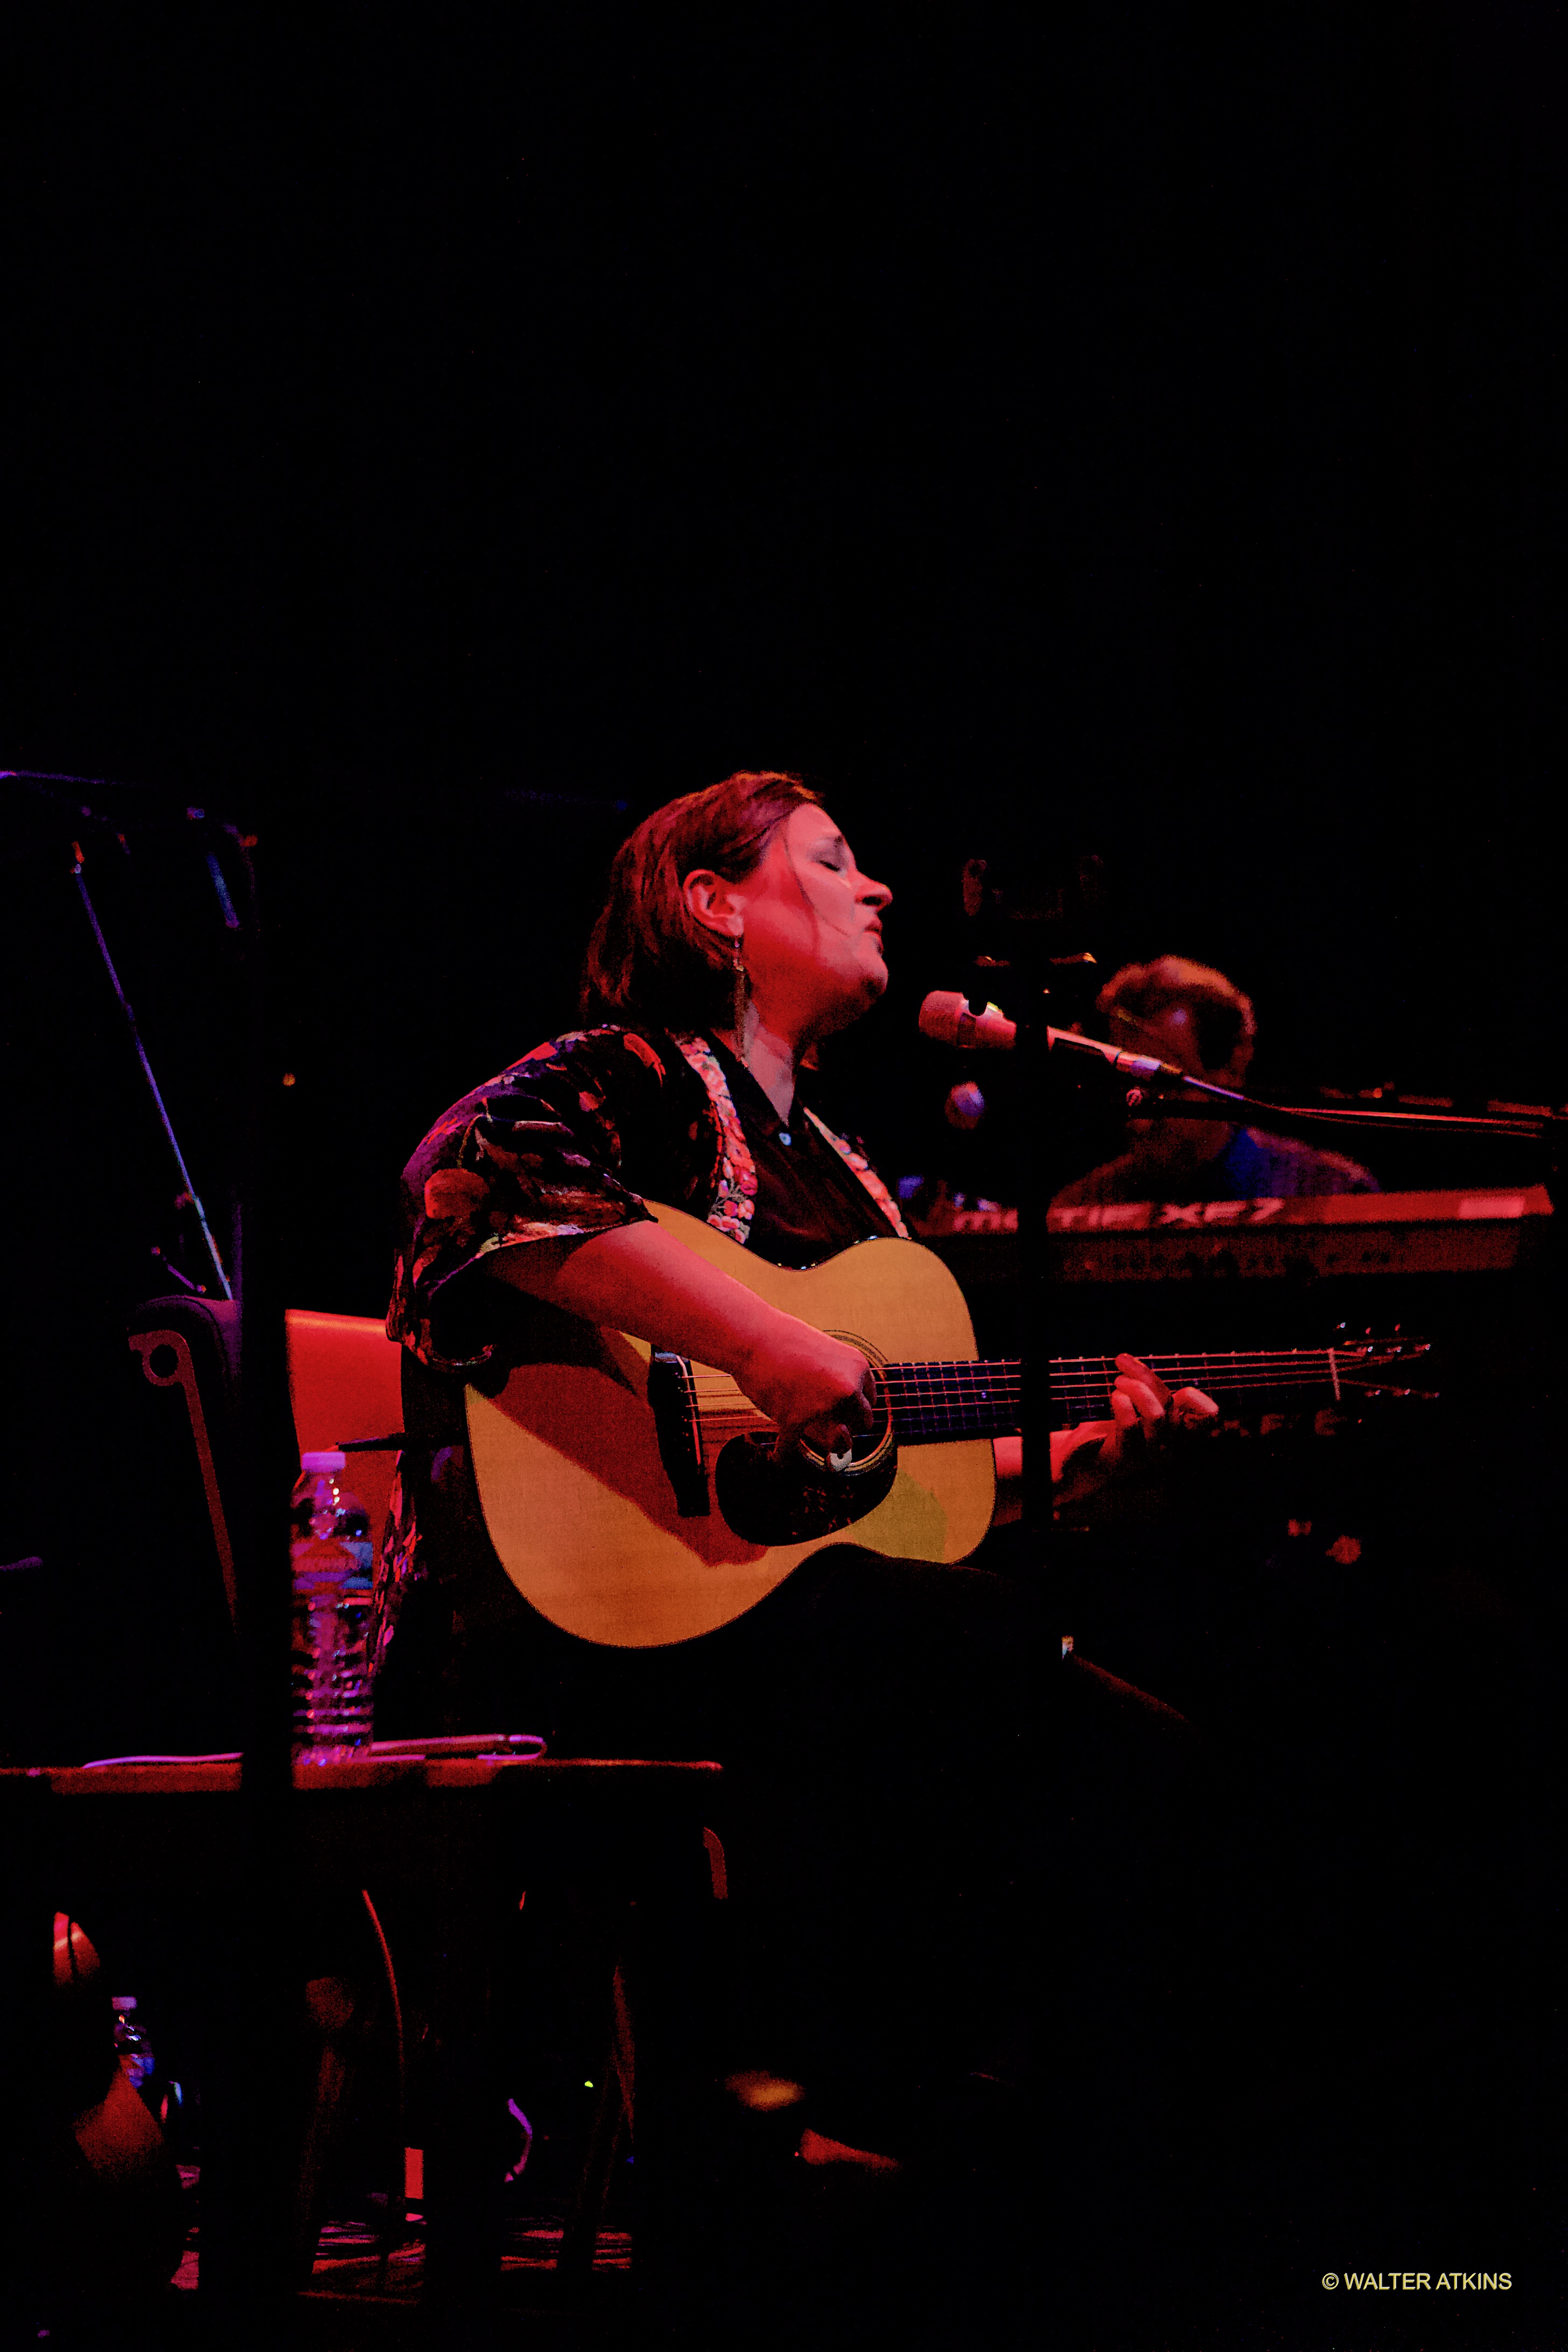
[3,10,1564,2344]
[4,11,1563,1315]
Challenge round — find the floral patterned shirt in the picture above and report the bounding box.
[375,1024,907,1683]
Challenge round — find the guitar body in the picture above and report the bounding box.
[466,1202,996,1647]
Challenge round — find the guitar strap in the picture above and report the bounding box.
[798,1109,911,1238]
[669,1031,909,1245]
[669,1031,760,1243]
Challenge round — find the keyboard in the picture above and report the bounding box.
[913,1187,1553,1282]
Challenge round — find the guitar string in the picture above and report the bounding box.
[687,1346,1416,1380]
[686,1352,1413,1394]
[687,1358,1414,1396]
[687,1353,1414,1405]
[681,1390,1409,1423]
[686,1373,1410,1392]
[685,1354,1420,1434]
[682,1389,1374,1419]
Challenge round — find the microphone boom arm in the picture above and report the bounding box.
[918,989,1566,1143]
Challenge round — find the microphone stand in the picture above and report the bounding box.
[1119,1076,1568,1153]
[6,768,249,1298]
[5,768,297,2327]
[69,842,235,1299]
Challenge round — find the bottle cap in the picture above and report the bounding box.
[300,1450,348,1472]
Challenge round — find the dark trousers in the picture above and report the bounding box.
[391,1543,1042,2130]
[376,1539,1237,2349]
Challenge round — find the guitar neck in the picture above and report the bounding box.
[882,1347,1348,1441]
[1052,1347,1348,1427]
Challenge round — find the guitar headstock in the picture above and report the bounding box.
[1331,1326,1434,1377]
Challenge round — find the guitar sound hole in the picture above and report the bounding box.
[713,1433,898,1546]
[801,1423,887,1472]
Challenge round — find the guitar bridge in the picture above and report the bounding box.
[647,1352,710,1516]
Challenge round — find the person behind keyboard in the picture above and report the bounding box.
[1053,954,1380,1206]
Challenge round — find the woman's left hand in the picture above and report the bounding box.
[1051,1353,1220,1504]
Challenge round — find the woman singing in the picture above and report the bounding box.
[377,767,1206,2182]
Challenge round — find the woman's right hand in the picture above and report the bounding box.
[735,1320,878,1461]
[489,1220,878,1458]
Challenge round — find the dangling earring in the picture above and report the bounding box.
[731,932,748,1066]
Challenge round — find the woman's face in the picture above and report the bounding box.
[690,803,893,1040]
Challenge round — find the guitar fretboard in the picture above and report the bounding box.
[688,1345,1403,1445]
[883,1348,1355,1441]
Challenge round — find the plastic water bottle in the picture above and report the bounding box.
[291,1450,375,1765]
[111,1994,153,2091]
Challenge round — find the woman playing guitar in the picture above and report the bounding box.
[377,769,1215,2188]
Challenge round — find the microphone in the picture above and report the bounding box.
[918,990,1183,1080]
[919,991,1019,1051]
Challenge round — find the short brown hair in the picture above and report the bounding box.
[580,771,822,1031]
[1098,955,1257,1075]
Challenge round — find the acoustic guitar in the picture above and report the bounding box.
[466,1201,1427,1647]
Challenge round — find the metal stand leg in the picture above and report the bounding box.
[422,1871,503,2333]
